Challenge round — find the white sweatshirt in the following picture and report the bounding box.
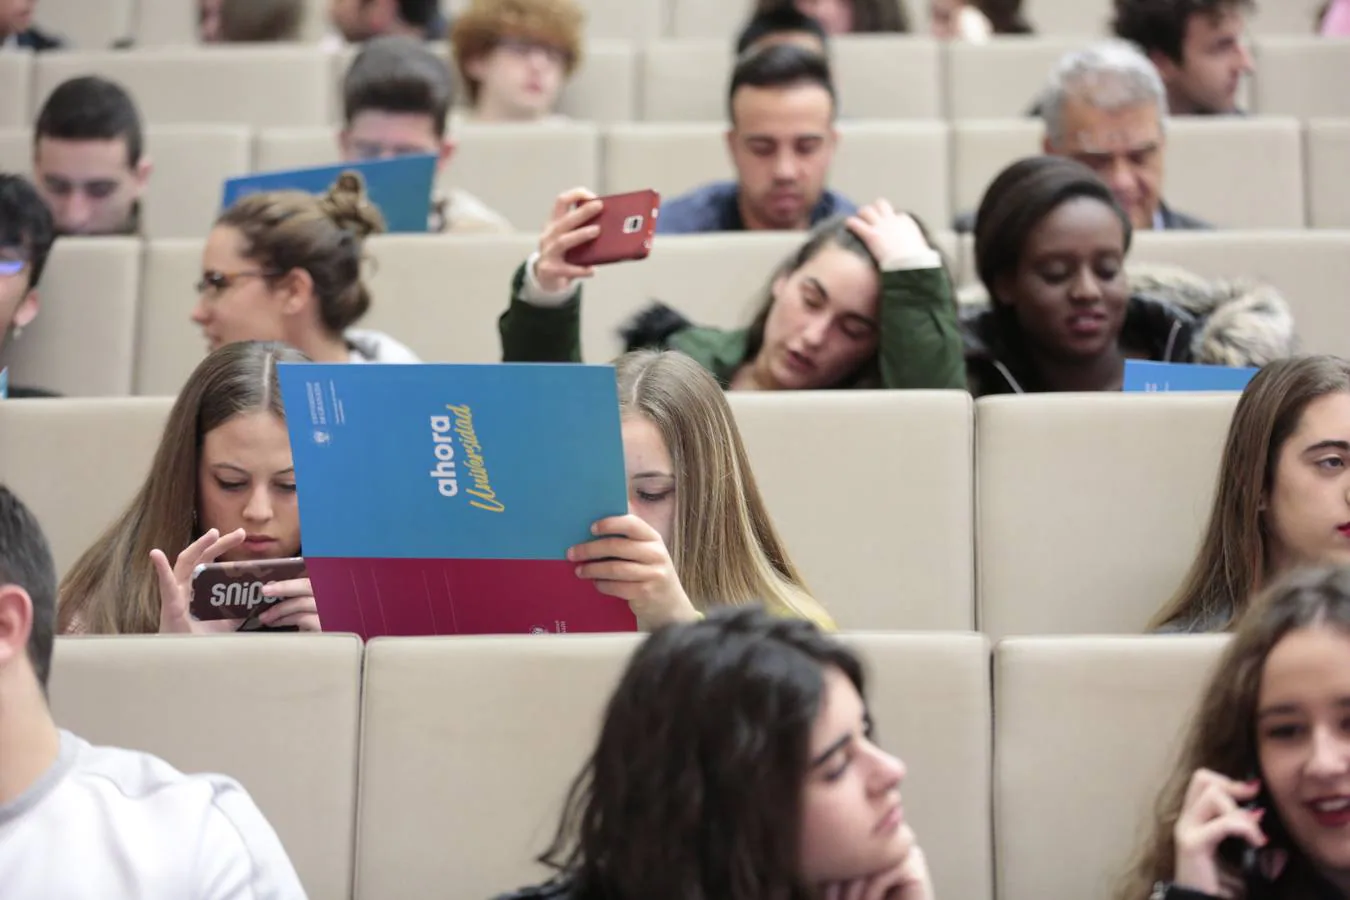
[0,730,307,899]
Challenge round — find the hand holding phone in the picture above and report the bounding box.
[152,529,249,635]
[190,557,314,632]
[533,188,660,293]
[1172,769,1266,894]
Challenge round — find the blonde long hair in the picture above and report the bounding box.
[1119,565,1350,899]
[58,341,307,634]
[615,350,833,629]
[1149,355,1350,632]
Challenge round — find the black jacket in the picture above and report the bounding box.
[13,27,65,51]
[5,385,61,399]
[492,879,584,900]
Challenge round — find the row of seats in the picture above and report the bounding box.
[7,231,1349,398]
[5,116,1345,237]
[35,0,1333,48]
[5,36,1350,131]
[49,631,1230,900]
[1,390,1243,638]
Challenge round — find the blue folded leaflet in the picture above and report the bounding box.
[1122,359,1259,393]
[221,154,437,233]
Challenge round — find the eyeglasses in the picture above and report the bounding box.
[0,258,26,277]
[195,270,277,295]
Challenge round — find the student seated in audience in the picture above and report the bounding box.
[963,156,1293,396]
[193,172,418,363]
[497,607,934,900]
[31,77,150,237]
[930,0,1033,40]
[736,5,830,58]
[568,350,834,630]
[329,0,447,42]
[1121,564,1350,900]
[340,35,512,234]
[1152,356,1350,634]
[755,0,911,33]
[657,44,857,235]
[1113,0,1255,116]
[501,187,965,391]
[200,0,305,42]
[0,485,306,897]
[0,174,57,398]
[449,0,583,124]
[959,41,1211,233]
[58,341,321,635]
[0,0,64,50]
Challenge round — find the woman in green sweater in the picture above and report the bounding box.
[499,188,967,391]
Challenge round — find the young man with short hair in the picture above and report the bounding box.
[658,43,854,235]
[0,485,306,898]
[31,77,150,236]
[340,35,512,233]
[450,0,584,124]
[329,0,448,42]
[1113,0,1255,115]
[0,174,56,398]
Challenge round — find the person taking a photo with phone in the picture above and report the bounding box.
[499,187,965,392]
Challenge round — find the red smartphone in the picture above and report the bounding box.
[190,557,307,623]
[563,189,661,267]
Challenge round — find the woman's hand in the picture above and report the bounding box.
[258,577,322,632]
[1173,769,1266,896]
[533,187,604,293]
[846,200,934,268]
[822,838,934,900]
[567,514,700,631]
[152,528,247,635]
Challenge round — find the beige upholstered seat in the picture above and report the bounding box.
[1307,118,1350,227]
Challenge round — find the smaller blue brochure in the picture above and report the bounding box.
[1123,360,1259,393]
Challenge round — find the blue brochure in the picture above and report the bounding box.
[1123,360,1259,393]
[222,154,437,233]
[0,367,7,399]
[277,362,636,638]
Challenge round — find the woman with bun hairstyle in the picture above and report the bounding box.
[1151,355,1350,634]
[192,172,419,363]
[1120,564,1350,900]
[565,349,834,631]
[59,341,319,635]
[965,156,1294,396]
[498,607,933,900]
[500,188,965,392]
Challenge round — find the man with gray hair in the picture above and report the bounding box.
[1040,39,1209,231]
[955,40,1210,233]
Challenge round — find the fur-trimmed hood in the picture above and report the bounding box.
[960,263,1298,395]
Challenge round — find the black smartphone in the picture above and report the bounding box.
[1217,775,1282,881]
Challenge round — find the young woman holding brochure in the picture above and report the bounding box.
[1121,565,1350,900]
[567,350,834,630]
[58,341,321,635]
[1151,355,1350,634]
[500,187,966,392]
[497,607,935,900]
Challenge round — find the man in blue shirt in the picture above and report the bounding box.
[658,44,856,235]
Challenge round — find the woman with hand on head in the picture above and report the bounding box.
[965,156,1294,396]
[1121,564,1350,900]
[566,349,833,631]
[193,171,419,364]
[497,607,935,900]
[58,341,320,635]
[500,187,965,392]
[1152,355,1350,634]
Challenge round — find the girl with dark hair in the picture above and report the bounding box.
[1120,564,1350,899]
[500,188,965,392]
[963,155,1294,396]
[754,0,911,33]
[496,606,934,900]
